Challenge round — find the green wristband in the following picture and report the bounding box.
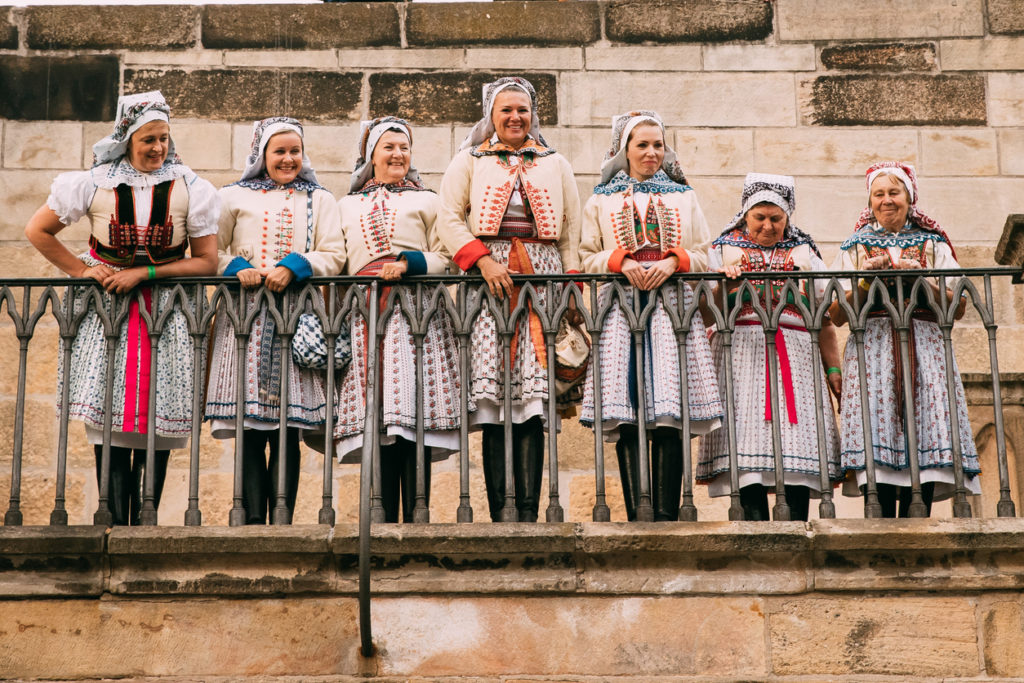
[826,366,842,376]
[147,265,156,280]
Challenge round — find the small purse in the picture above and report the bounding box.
[553,316,591,397]
[291,312,352,372]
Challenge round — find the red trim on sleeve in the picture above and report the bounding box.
[453,239,491,272]
[665,247,690,273]
[607,248,630,274]
[565,269,584,292]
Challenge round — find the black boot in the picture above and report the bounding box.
[784,485,810,522]
[875,483,898,518]
[267,427,301,524]
[130,448,169,526]
[481,424,510,522]
[95,445,132,526]
[399,439,432,523]
[616,426,640,522]
[898,481,935,518]
[241,430,271,524]
[740,485,770,521]
[513,417,544,523]
[651,428,682,522]
[378,442,402,523]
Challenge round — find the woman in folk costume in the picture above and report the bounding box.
[578,111,722,522]
[437,76,581,523]
[334,116,460,524]
[829,162,979,517]
[25,90,219,525]
[205,117,345,525]
[696,173,842,521]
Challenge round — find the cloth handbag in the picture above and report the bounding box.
[553,316,591,397]
[291,312,352,372]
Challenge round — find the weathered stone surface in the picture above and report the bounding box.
[562,72,794,127]
[0,7,16,50]
[606,0,771,43]
[167,121,233,171]
[0,471,88,527]
[917,177,1024,244]
[753,128,917,176]
[820,42,936,71]
[996,214,1024,266]
[769,595,978,676]
[998,130,1024,177]
[222,50,339,69]
[407,1,599,47]
[704,44,816,71]
[369,72,557,126]
[778,0,984,40]
[465,47,583,71]
[124,69,362,122]
[982,597,1024,675]
[989,0,1024,35]
[921,129,997,176]
[373,596,766,676]
[202,3,398,49]
[0,526,105,597]
[124,50,225,67]
[4,121,81,170]
[25,5,197,50]
[338,47,463,70]
[0,398,59,470]
[801,74,986,126]
[584,45,702,71]
[989,73,1024,126]
[0,56,118,121]
[942,37,1024,70]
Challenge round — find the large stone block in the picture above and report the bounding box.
[820,42,936,71]
[989,0,1024,35]
[982,597,1024,676]
[921,129,997,176]
[801,74,986,126]
[202,3,398,49]
[704,44,815,71]
[778,0,984,40]
[25,5,197,50]
[606,0,772,43]
[941,37,1024,70]
[293,123,362,173]
[166,121,233,171]
[0,526,105,597]
[753,128,917,176]
[124,69,362,122]
[584,45,702,71]
[674,129,754,176]
[989,73,1024,127]
[2,121,82,170]
[373,595,766,676]
[0,398,58,470]
[466,47,583,71]
[769,595,978,676]
[338,47,464,70]
[0,8,16,50]
[406,1,600,47]
[369,72,558,126]
[124,50,225,67]
[0,170,67,242]
[222,50,339,69]
[917,177,1024,244]
[0,470,88,527]
[999,130,1024,176]
[0,56,118,122]
[561,72,795,127]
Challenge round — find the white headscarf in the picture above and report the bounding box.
[348,116,423,194]
[866,164,916,203]
[598,110,687,186]
[458,76,548,152]
[239,116,319,186]
[91,90,174,168]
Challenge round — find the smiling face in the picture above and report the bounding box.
[743,202,789,248]
[264,131,303,185]
[625,123,665,181]
[126,120,170,173]
[371,130,411,185]
[491,89,532,149]
[869,173,911,233]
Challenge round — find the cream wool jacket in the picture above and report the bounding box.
[579,187,711,274]
[216,184,345,278]
[437,146,581,272]
[338,187,450,275]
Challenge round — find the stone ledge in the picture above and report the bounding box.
[995,214,1024,267]
[25,5,198,50]
[0,56,118,121]
[606,0,771,43]
[820,42,936,71]
[202,3,399,50]
[406,1,600,47]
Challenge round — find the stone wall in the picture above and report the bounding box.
[1,0,1024,527]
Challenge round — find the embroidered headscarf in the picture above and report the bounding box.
[236,116,321,190]
[714,173,822,258]
[594,111,690,195]
[89,90,191,189]
[458,76,550,153]
[848,161,955,258]
[348,116,424,194]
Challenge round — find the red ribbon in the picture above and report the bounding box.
[736,320,804,425]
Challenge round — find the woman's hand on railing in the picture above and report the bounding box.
[619,258,646,290]
[82,263,114,284]
[379,260,408,282]
[236,268,263,289]
[477,255,514,299]
[103,266,149,294]
[263,266,294,293]
[641,256,678,291]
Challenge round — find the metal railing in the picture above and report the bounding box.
[0,268,1018,655]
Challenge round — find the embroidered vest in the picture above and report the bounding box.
[88,181,189,266]
[467,153,566,240]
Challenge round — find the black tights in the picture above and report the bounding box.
[379,437,432,523]
[93,445,169,526]
[616,425,683,522]
[481,417,544,522]
[242,428,301,524]
[875,482,935,518]
[739,484,811,522]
